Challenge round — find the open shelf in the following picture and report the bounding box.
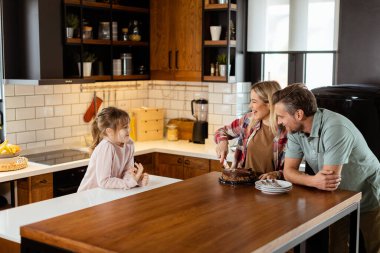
[204,40,236,46]
[113,41,149,47]
[204,3,237,10]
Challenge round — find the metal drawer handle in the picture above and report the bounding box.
[177,158,183,164]
[39,179,48,184]
[184,160,190,165]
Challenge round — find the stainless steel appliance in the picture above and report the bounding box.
[191,99,208,144]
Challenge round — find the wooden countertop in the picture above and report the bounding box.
[20,172,361,253]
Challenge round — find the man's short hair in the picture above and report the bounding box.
[272,83,317,117]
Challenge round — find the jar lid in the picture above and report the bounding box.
[83,26,93,31]
[167,124,178,129]
[122,28,129,32]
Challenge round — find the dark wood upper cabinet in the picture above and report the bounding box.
[3,0,65,81]
[150,0,202,81]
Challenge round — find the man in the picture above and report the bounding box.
[273,83,380,253]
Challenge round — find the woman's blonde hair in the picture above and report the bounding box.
[249,80,282,135]
[90,107,130,152]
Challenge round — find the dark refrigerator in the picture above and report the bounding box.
[312,84,380,162]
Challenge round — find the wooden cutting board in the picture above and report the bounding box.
[167,118,194,140]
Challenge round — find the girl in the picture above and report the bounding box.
[78,107,149,192]
[215,80,287,179]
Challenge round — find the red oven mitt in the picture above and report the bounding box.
[83,96,103,123]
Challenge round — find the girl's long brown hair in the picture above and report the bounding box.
[90,107,130,152]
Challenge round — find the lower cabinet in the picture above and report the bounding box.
[135,153,156,175]
[154,153,210,179]
[17,173,53,206]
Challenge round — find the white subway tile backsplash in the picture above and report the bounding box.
[63,115,80,127]
[5,133,16,143]
[45,94,63,106]
[5,81,250,147]
[208,114,223,125]
[7,121,26,133]
[166,110,179,119]
[71,84,81,93]
[4,85,15,97]
[26,95,45,107]
[26,141,46,149]
[16,108,35,120]
[170,100,185,110]
[46,139,63,146]
[36,106,54,118]
[71,125,89,136]
[6,109,15,121]
[222,115,237,125]
[209,93,223,104]
[54,85,72,94]
[214,104,232,115]
[15,85,35,96]
[223,94,236,104]
[26,119,45,131]
[36,129,54,141]
[46,117,63,129]
[63,94,80,104]
[79,92,93,104]
[72,104,87,115]
[55,127,72,138]
[35,85,54,95]
[64,136,81,144]
[54,105,72,116]
[16,131,36,144]
[6,96,25,108]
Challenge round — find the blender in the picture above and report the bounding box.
[191,99,208,144]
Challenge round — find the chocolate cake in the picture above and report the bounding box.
[219,168,257,185]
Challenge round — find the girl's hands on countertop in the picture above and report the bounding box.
[132,162,149,186]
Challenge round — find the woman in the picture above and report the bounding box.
[215,81,287,179]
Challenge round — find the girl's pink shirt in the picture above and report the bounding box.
[77,138,138,192]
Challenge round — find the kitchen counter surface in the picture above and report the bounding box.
[20,172,362,253]
[0,175,181,243]
[0,139,229,183]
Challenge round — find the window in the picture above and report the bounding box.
[248,0,339,88]
[263,54,289,88]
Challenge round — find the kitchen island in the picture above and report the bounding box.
[0,175,181,252]
[20,172,361,253]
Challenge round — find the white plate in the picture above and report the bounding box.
[255,180,293,194]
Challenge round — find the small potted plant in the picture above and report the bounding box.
[66,13,79,38]
[77,52,97,77]
[216,53,227,77]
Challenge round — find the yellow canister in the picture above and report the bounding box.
[166,124,178,141]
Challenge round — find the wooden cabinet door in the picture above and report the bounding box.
[17,173,53,206]
[210,159,231,172]
[135,153,156,175]
[150,0,174,80]
[155,153,184,179]
[173,0,202,81]
[183,156,209,179]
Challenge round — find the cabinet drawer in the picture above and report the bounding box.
[137,119,164,131]
[137,129,164,141]
[132,108,164,120]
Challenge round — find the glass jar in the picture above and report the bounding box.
[82,26,93,39]
[98,22,110,40]
[121,53,133,75]
[167,124,178,141]
[122,28,129,41]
